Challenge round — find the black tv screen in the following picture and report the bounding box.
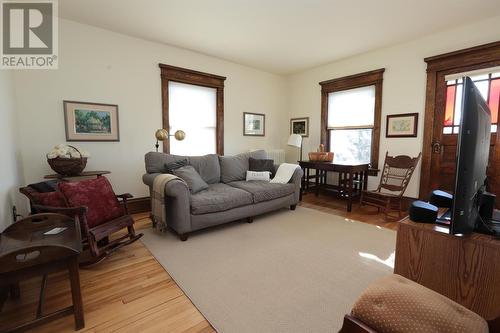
[451,77,491,235]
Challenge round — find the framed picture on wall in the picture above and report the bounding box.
[386,113,418,138]
[243,112,265,136]
[63,101,120,141]
[290,117,309,137]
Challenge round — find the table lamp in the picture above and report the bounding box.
[288,134,303,162]
[155,129,186,152]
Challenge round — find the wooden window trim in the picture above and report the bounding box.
[319,68,385,174]
[420,41,500,199]
[159,63,226,155]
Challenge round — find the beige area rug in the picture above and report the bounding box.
[141,206,396,333]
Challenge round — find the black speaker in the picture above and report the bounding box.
[429,190,453,208]
[479,192,496,220]
[409,201,438,223]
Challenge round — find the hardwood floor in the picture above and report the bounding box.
[0,194,399,332]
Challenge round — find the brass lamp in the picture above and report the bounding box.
[155,129,186,152]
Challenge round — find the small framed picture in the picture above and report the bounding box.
[386,113,418,138]
[290,117,309,137]
[63,101,120,141]
[243,112,265,136]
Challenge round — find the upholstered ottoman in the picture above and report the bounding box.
[342,274,488,333]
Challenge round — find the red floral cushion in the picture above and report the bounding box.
[58,177,123,228]
[31,191,68,207]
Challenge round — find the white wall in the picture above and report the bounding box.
[0,71,23,231]
[286,15,500,198]
[13,19,288,198]
[10,15,500,202]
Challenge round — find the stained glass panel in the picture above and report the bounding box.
[489,79,500,124]
[454,84,463,126]
[444,85,455,126]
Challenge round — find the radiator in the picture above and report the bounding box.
[266,149,286,164]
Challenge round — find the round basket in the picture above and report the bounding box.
[308,152,334,162]
[47,145,88,176]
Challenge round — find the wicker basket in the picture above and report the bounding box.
[47,145,87,176]
[308,152,334,162]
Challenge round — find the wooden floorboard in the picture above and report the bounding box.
[0,195,399,332]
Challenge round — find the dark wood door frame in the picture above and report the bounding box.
[159,64,226,155]
[419,41,500,199]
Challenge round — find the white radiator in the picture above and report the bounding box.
[266,149,286,164]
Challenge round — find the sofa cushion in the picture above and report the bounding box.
[188,154,221,184]
[173,166,209,194]
[145,152,188,173]
[190,183,253,215]
[219,150,267,183]
[228,180,295,203]
[58,177,123,228]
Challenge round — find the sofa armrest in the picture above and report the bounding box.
[142,173,161,188]
[289,167,303,203]
[163,179,192,235]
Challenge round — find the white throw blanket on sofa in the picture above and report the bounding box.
[152,173,182,231]
[270,163,300,184]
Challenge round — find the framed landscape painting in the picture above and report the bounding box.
[386,113,418,138]
[243,112,265,136]
[290,117,309,137]
[64,101,120,141]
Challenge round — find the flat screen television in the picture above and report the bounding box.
[450,77,492,235]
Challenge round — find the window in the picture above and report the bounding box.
[327,85,375,164]
[320,69,384,170]
[168,82,217,155]
[443,70,500,134]
[160,64,225,155]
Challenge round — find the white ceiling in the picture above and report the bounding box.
[59,0,500,74]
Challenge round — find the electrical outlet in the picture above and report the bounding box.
[12,206,17,222]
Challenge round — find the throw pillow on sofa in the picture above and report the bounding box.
[173,165,209,194]
[219,150,267,183]
[58,176,123,228]
[246,170,271,182]
[249,157,275,177]
[165,158,188,174]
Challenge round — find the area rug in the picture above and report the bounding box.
[141,206,396,333]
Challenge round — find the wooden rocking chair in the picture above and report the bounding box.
[20,180,142,266]
[360,152,421,220]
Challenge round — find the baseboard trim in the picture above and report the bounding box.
[127,197,151,214]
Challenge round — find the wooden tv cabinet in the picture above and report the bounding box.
[394,218,500,319]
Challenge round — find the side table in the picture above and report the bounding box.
[0,213,84,332]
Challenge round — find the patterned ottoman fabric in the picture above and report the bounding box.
[351,274,488,333]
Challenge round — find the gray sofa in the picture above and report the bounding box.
[143,150,303,240]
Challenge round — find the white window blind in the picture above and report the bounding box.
[327,85,375,164]
[327,85,375,128]
[168,81,217,155]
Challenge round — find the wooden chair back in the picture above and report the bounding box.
[376,152,421,197]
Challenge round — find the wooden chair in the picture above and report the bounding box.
[20,183,142,266]
[360,152,421,220]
